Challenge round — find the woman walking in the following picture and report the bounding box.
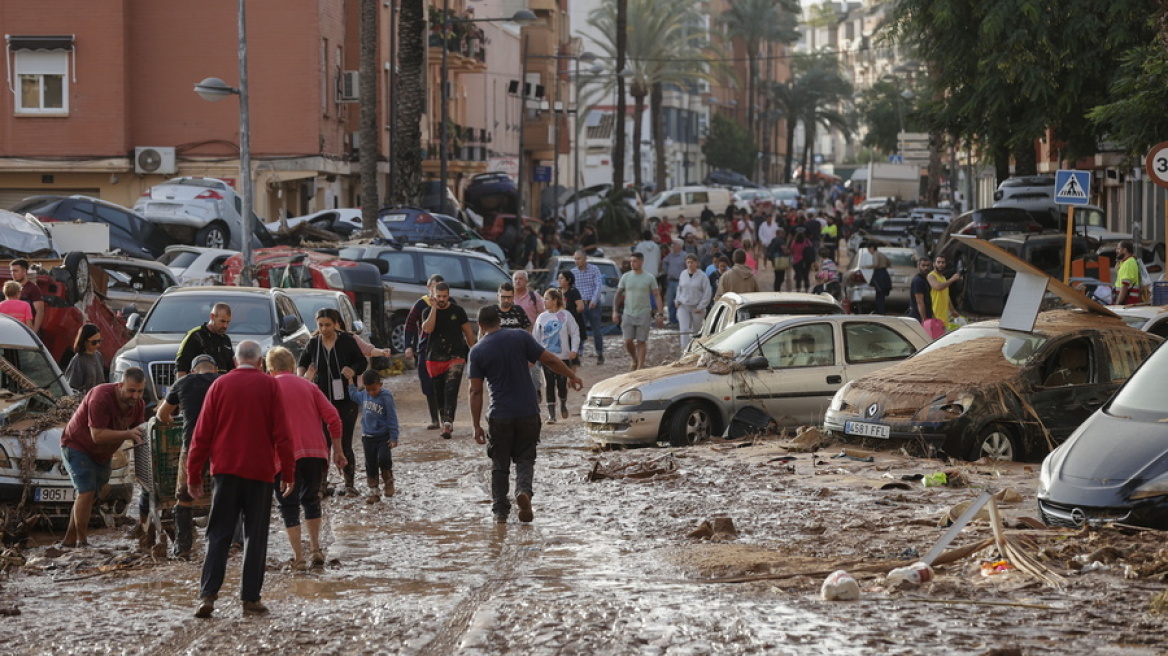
[63,324,105,395]
[791,230,814,293]
[558,270,585,371]
[297,308,367,496]
[535,289,580,423]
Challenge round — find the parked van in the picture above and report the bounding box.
[643,186,732,222]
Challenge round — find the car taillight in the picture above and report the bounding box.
[415,212,433,223]
[195,190,224,200]
[958,224,975,235]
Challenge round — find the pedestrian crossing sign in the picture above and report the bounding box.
[1054,169,1090,206]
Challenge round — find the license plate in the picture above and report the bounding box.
[34,487,77,503]
[845,421,890,439]
[584,410,607,424]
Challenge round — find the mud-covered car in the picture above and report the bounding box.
[685,291,843,353]
[1036,341,1168,529]
[583,315,930,447]
[824,311,1161,462]
[0,314,133,522]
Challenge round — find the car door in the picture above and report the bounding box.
[684,191,709,219]
[967,251,1012,315]
[1026,337,1115,444]
[273,292,309,356]
[422,252,475,310]
[468,256,510,310]
[736,322,844,426]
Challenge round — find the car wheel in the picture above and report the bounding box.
[196,222,230,249]
[64,251,90,300]
[389,314,407,354]
[666,400,715,447]
[969,423,1018,462]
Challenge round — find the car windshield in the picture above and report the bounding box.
[291,296,334,325]
[771,188,798,200]
[157,250,199,268]
[915,326,1048,366]
[1,345,68,400]
[143,295,274,335]
[1108,342,1168,416]
[701,321,774,357]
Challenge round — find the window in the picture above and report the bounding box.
[468,258,508,292]
[844,322,916,363]
[659,193,680,208]
[765,323,835,368]
[377,251,417,283]
[95,204,134,236]
[422,254,467,289]
[13,50,69,114]
[687,192,709,204]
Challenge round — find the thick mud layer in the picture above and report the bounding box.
[2,318,1166,654]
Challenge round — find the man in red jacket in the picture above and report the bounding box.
[187,340,294,618]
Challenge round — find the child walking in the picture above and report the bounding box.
[535,288,580,424]
[347,369,400,503]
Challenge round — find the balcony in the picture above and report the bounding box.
[428,9,489,72]
[528,0,559,12]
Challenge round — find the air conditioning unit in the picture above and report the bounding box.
[339,70,359,102]
[134,147,177,175]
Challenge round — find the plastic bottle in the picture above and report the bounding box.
[886,562,934,589]
[820,570,861,601]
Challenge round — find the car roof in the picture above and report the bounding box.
[719,291,841,306]
[283,288,344,298]
[736,314,911,328]
[963,310,1138,338]
[348,242,500,261]
[159,285,282,297]
[0,314,41,349]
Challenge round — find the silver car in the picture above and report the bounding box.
[686,291,843,353]
[583,315,931,447]
[841,247,918,313]
[89,255,178,315]
[135,176,275,250]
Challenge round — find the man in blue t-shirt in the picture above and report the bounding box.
[467,306,582,524]
[908,257,934,323]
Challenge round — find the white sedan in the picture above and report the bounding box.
[583,315,932,447]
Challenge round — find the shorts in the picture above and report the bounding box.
[62,446,111,495]
[620,313,651,342]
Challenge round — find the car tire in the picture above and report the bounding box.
[196,222,230,249]
[666,400,715,447]
[63,251,90,299]
[389,314,407,354]
[969,423,1019,462]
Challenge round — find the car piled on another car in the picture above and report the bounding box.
[135,176,276,250]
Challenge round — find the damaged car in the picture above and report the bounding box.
[583,315,930,447]
[823,311,1161,462]
[1037,341,1168,529]
[0,314,134,524]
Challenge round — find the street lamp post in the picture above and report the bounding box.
[193,0,253,286]
[439,7,536,206]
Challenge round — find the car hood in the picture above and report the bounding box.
[1047,411,1168,486]
[587,360,715,400]
[116,331,276,364]
[0,209,56,256]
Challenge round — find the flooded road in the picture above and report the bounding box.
[3,332,1167,654]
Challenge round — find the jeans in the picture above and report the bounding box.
[362,433,393,480]
[579,303,604,358]
[543,360,569,404]
[431,361,465,425]
[417,349,439,424]
[332,400,358,486]
[200,474,273,603]
[275,458,325,528]
[665,279,679,324]
[487,414,540,517]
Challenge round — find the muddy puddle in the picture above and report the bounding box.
[2,328,1166,655]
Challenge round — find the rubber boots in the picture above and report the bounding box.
[382,469,395,497]
[172,505,193,559]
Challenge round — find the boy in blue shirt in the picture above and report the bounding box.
[347,369,400,503]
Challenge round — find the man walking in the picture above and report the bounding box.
[60,369,147,547]
[175,303,234,376]
[154,354,220,559]
[571,250,605,364]
[421,282,477,439]
[661,240,687,326]
[865,243,892,314]
[714,249,759,300]
[908,257,934,325]
[188,341,294,618]
[613,251,664,372]
[490,282,531,331]
[467,306,582,524]
[405,274,445,430]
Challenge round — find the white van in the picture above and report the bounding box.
[643,186,732,222]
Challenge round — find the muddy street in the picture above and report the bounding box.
[3,331,1168,655]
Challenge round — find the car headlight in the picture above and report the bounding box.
[111,357,135,383]
[320,266,344,290]
[615,389,642,406]
[916,393,974,422]
[1130,476,1168,500]
[828,382,852,412]
[1038,453,1053,495]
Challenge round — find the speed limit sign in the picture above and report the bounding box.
[1145,141,1168,188]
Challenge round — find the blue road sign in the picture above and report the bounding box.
[1054,169,1091,206]
[533,166,552,183]
[888,154,904,164]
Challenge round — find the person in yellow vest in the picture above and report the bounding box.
[927,254,962,331]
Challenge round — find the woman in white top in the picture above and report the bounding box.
[675,254,712,351]
[535,288,580,424]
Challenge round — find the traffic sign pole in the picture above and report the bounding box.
[1054,169,1091,285]
[1144,142,1168,264]
[1063,206,1075,285]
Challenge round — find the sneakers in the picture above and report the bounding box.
[194,596,215,618]
[546,404,557,424]
[242,600,269,615]
[560,400,569,419]
[516,492,534,523]
[441,421,453,439]
[310,549,326,568]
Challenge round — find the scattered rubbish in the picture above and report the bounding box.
[687,517,738,542]
[993,488,1023,504]
[899,547,920,560]
[878,481,912,491]
[785,426,825,452]
[875,497,899,506]
[926,491,994,561]
[767,456,797,463]
[1079,561,1110,574]
[923,472,948,487]
[586,456,678,482]
[820,570,861,601]
[901,473,924,481]
[938,498,991,528]
[985,555,1017,574]
[886,561,934,589]
[832,448,875,462]
[1150,591,1168,614]
[1014,517,1048,530]
[727,406,774,439]
[1124,565,1139,580]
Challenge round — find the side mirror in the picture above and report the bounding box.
[281,315,303,336]
[743,355,769,371]
[351,319,366,334]
[126,312,143,333]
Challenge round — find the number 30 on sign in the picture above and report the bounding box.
[1144,141,1168,189]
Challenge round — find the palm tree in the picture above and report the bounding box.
[358,0,379,231]
[389,0,425,206]
[718,0,800,139]
[765,53,852,184]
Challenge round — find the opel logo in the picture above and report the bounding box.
[1070,508,1086,527]
[866,403,879,419]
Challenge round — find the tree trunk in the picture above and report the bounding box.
[926,130,942,206]
[992,140,1011,186]
[801,122,814,187]
[784,119,797,184]
[651,82,666,193]
[391,0,425,206]
[632,90,645,192]
[613,0,628,190]
[746,47,757,131]
[1012,141,1038,176]
[359,0,380,230]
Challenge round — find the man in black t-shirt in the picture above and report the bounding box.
[490,282,532,332]
[154,354,219,558]
[175,303,235,376]
[421,282,477,439]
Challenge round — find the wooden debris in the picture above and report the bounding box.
[586,455,678,481]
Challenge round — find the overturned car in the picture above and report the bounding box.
[0,315,133,526]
